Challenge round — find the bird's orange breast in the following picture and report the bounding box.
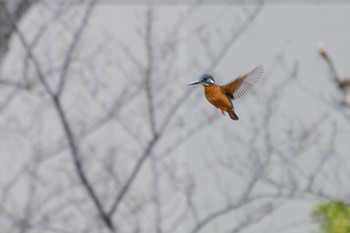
[204,86,232,111]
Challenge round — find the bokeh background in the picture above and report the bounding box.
[1,0,350,233]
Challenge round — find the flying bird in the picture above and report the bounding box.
[188,66,263,120]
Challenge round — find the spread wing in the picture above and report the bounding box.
[220,65,263,99]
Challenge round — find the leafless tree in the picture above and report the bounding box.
[0,1,269,232]
[1,1,348,233]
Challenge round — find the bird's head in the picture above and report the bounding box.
[188,73,215,86]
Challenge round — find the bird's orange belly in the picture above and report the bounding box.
[204,87,232,111]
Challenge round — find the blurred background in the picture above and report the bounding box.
[1,0,350,233]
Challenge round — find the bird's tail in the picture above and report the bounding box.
[228,110,239,120]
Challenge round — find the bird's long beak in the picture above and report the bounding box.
[188,80,201,86]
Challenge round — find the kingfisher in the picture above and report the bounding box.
[188,65,263,120]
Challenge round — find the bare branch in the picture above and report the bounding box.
[0,0,38,64]
[52,95,115,231]
[108,134,159,217]
[1,0,52,95]
[144,7,157,136]
[56,0,97,96]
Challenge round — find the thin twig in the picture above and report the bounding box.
[56,0,97,96]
